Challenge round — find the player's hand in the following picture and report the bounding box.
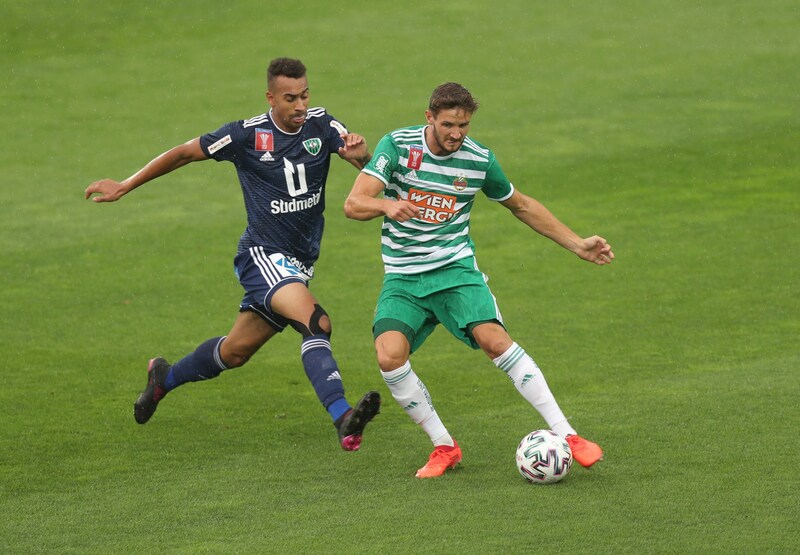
[85,179,126,203]
[385,200,421,222]
[338,133,368,161]
[577,235,614,265]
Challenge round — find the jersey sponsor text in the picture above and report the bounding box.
[270,190,322,214]
[408,188,458,223]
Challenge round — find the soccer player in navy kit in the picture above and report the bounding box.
[85,58,380,451]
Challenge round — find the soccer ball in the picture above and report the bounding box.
[515,429,572,484]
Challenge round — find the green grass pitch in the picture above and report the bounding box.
[1,1,798,552]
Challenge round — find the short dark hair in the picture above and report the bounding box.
[428,82,479,115]
[267,58,307,86]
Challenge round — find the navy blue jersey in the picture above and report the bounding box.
[199,107,348,277]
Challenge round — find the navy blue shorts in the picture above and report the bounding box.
[234,247,312,331]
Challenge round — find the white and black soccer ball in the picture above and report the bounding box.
[515,429,572,484]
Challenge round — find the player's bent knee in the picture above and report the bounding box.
[375,331,411,371]
[289,304,332,338]
[377,353,407,372]
[472,325,513,359]
[224,353,250,368]
[482,341,513,360]
[219,341,258,368]
[309,304,331,336]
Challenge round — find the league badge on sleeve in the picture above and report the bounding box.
[329,119,348,135]
[374,153,391,177]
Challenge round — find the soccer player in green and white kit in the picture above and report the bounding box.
[344,82,614,478]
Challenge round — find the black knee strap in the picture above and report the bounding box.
[289,304,331,338]
[308,304,329,336]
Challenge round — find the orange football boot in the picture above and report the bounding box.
[415,441,462,478]
[566,435,603,467]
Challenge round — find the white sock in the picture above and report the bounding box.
[382,361,454,447]
[494,343,577,438]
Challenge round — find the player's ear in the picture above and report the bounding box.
[425,110,435,124]
[266,90,275,108]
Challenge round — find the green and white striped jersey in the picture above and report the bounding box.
[362,125,514,274]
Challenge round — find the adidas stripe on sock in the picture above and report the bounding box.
[301,334,349,421]
[494,342,577,438]
[382,361,453,447]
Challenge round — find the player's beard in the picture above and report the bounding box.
[431,129,463,154]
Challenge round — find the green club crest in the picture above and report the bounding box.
[303,138,322,156]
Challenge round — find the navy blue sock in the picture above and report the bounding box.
[163,336,228,391]
[301,335,350,421]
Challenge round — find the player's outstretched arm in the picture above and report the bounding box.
[501,189,614,265]
[344,173,421,222]
[338,133,372,170]
[84,138,208,203]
